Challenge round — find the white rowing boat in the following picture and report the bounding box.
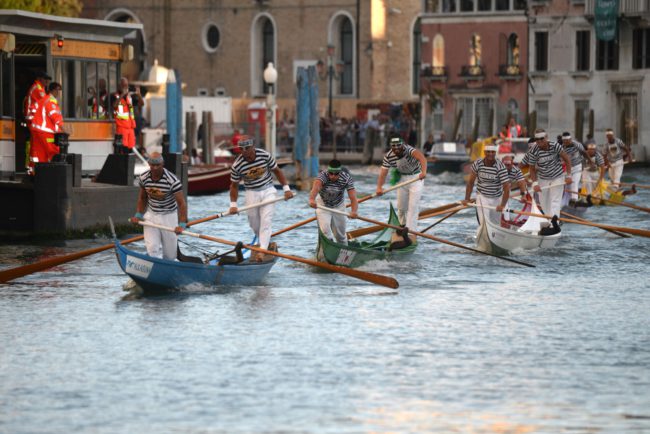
[475,198,561,255]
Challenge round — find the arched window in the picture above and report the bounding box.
[329,12,356,96]
[251,14,276,96]
[339,17,353,95]
[507,33,519,66]
[433,34,445,70]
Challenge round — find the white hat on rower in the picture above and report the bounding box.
[484,145,498,152]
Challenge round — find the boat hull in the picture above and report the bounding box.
[317,204,417,267]
[188,163,231,195]
[477,217,561,255]
[115,241,276,293]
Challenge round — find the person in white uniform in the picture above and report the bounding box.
[308,159,358,245]
[524,129,573,218]
[560,132,589,203]
[228,136,293,260]
[375,133,427,236]
[603,128,631,190]
[130,152,187,260]
[462,144,510,225]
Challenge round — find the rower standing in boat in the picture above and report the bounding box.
[309,159,358,245]
[582,143,606,195]
[462,144,510,225]
[526,129,572,218]
[130,152,188,259]
[560,132,589,204]
[603,128,632,190]
[228,136,293,261]
[501,154,528,200]
[375,133,427,235]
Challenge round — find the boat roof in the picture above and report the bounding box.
[0,9,142,43]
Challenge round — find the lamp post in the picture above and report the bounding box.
[263,62,278,157]
[317,44,343,157]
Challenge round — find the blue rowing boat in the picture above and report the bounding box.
[114,240,277,294]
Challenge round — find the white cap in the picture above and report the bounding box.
[484,145,498,152]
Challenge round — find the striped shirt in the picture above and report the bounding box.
[563,140,586,168]
[230,149,278,190]
[524,140,565,180]
[471,158,509,197]
[316,170,355,207]
[583,152,605,172]
[506,165,525,183]
[604,137,626,163]
[139,168,182,213]
[381,145,422,175]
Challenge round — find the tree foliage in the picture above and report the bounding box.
[0,0,83,17]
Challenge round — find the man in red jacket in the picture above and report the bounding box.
[113,77,142,151]
[29,82,64,172]
[23,71,51,173]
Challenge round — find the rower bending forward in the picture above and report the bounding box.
[228,136,293,261]
[130,152,188,259]
[462,144,510,225]
[309,159,358,245]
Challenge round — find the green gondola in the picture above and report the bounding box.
[316,203,417,268]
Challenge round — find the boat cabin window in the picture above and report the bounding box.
[53,58,120,120]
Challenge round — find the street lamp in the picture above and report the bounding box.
[317,44,344,157]
[263,62,278,158]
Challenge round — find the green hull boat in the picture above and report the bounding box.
[316,204,417,268]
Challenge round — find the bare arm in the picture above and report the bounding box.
[174,191,187,224]
[308,179,323,208]
[376,167,388,195]
[129,188,148,223]
[413,149,428,179]
[463,172,476,204]
[499,182,510,211]
[560,150,572,184]
[348,188,359,218]
[272,167,294,200]
[228,181,239,213]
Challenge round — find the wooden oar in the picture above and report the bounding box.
[421,206,467,233]
[320,206,535,268]
[272,177,422,237]
[613,181,650,190]
[473,203,650,239]
[560,210,630,238]
[569,190,650,214]
[347,203,464,239]
[139,221,399,289]
[0,196,293,284]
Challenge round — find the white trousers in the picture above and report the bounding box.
[396,174,424,231]
[143,210,178,260]
[315,197,348,244]
[569,164,582,201]
[245,186,276,250]
[539,177,564,217]
[608,160,624,190]
[476,194,502,226]
[582,170,600,195]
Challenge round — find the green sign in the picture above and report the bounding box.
[595,0,619,41]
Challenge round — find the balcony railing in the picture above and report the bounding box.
[498,64,522,79]
[421,66,448,80]
[585,0,649,16]
[460,65,485,79]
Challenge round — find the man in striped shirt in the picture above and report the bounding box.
[375,133,427,235]
[462,145,510,225]
[526,129,572,218]
[308,159,358,245]
[228,136,293,259]
[582,143,606,195]
[561,132,589,202]
[130,152,187,260]
[603,128,631,189]
[501,154,528,199]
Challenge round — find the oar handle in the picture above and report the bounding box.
[191,192,295,226]
[358,176,422,204]
[132,146,150,166]
[317,206,534,267]
[138,220,399,289]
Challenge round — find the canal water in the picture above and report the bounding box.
[1,167,649,433]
